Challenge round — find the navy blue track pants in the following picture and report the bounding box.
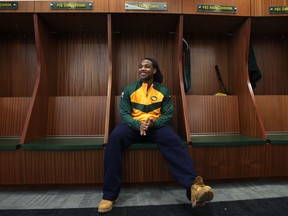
[102,123,198,201]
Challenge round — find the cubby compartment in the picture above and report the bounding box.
[0,13,36,184]
[251,16,288,145]
[22,13,109,148]
[0,13,36,145]
[183,15,266,146]
[109,13,185,136]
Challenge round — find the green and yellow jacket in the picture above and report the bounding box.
[120,80,173,131]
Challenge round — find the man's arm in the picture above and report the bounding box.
[119,90,141,131]
[153,89,173,128]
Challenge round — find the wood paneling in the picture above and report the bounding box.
[186,96,240,134]
[24,150,104,184]
[251,32,288,95]
[56,32,108,96]
[184,35,229,95]
[255,96,288,132]
[109,0,181,13]
[21,14,53,143]
[182,0,250,16]
[123,149,175,183]
[228,19,265,139]
[0,98,30,137]
[251,0,288,16]
[0,30,36,97]
[47,96,107,136]
[34,0,108,12]
[0,150,24,184]
[112,32,176,94]
[190,145,267,180]
[266,144,288,177]
[183,15,247,95]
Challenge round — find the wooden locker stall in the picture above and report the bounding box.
[182,8,267,179]
[0,13,36,184]
[251,0,288,177]
[20,13,109,184]
[105,13,188,183]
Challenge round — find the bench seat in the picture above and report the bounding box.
[191,134,267,147]
[0,138,21,150]
[267,133,288,144]
[21,136,104,150]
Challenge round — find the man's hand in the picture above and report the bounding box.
[140,117,154,136]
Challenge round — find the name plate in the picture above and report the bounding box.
[125,2,167,11]
[0,1,18,10]
[50,2,93,10]
[198,4,237,14]
[269,6,288,14]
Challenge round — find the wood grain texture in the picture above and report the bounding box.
[186,95,240,134]
[47,96,107,136]
[189,145,267,180]
[0,150,24,184]
[56,32,108,96]
[228,19,265,139]
[21,14,52,143]
[251,0,288,16]
[0,98,30,137]
[123,149,175,183]
[255,96,288,132]
[23,150,104,184]
[0,32,37,97]
[251,33,288,95]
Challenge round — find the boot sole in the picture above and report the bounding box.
[98,198,118,213]
[98,207,113,213]
[192,189,214,208]
[196,189,214,206]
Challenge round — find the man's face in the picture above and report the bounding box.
[138,59,156,83]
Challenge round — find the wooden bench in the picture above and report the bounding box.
[191,133,267,147]
[267,133,288,145]
[21,136,104,150]
[0,138,21,150]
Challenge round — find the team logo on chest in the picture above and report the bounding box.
[151,96,158,101]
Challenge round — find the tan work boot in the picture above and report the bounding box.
[98,199,115,213]
[191,176,214,207]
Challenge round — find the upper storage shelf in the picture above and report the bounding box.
[251,17,288,95]
[0,13,36,97]
[111,13,181,94]
[183,15,247,95]
[0,14,36,137]
[38,13,108,97]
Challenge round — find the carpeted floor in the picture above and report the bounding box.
[0,197,287,216]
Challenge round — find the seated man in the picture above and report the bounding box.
[98,57,214,213]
